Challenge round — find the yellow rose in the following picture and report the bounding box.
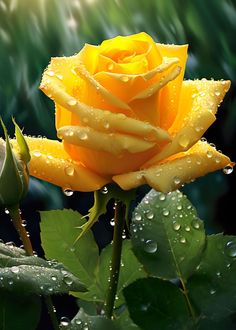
[21,32,233,192]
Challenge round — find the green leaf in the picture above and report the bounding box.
[131,189,206,281]
[74,240,146,306]
[76,184,136,241]
[123,277,192,330]
[40,209,99,288]
[188,234,236,321]
[0,242,86,295]
[68,308,119,330]
[114,308,142,330]
[0,290,41,330]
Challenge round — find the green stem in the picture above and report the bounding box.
[8,204,33,256]
[105,200,126,319]
[8,204,60,330]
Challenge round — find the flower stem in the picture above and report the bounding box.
[105,200,126,319]
[8,204,59,330]
[8,204,33,256]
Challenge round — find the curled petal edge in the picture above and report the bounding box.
[11,137,109,192]
[113,141,233,192]
[58,125,156,155]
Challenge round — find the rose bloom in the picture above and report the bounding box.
[20,32,233,192]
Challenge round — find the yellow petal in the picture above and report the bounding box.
[58,126,156,155]
[157,43,188,130]
[113,141,232,192]
[40,76,170,143]
[130,65,181,101]
[11,137,108,192]
[74,62,131,111]
[143,79,231,168]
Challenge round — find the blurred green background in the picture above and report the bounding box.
[0,0,235,234]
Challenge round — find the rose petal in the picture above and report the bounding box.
[94,57,179,103]
[40,76,170,143]
[143,79,231,168]
[74,62,131,111]
[113,141,232,192]
[11,137,108,192]
[58,125,156,155]
[130,65,181,100]
[157,43,188,130]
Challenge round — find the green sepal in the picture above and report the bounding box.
[12,117,31,164]
[75,184,136,242]
[0,118,27,207]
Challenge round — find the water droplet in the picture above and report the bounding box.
[163,209,169,217]
[110,218,115,226]
[63,275,73,286]
[159,193,166,201]
[121,76,129,82]
[206,150,213,158]
[33,151,41,158]
[60,316,70,327]
[101,186,108,194]
[140,303,150,311]
[4,208,9,214]
[64,166,75,176]
[225,241,236,257]
[75,319,82,325]
[146,211,154,220]
[56,74,63,80]
[51,276,57,281]
[223,164,233,175]
[177,204,182,210]
[173,176,181,185]
[179,135,189,148]
[134,213,142,221]
[47,70,55,77]
[185,226,191,232]
[144,240,157,253]
[63,188,74,197]
[216,271,221,278]
[173,222,181,231]
[67,99,77,106]
[191,219,201,229]
[11,266,19,274]
[107,62,114,71]
[180,237,186,244]
[215,91,221,97]
[79,131,88,140]
[210,289,216,295]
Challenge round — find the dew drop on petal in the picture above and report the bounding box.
[178,135,189,148]
[64,166,75,177]
[33,151,41,158]
[144,240,157,253]
[173,176,181,185]
[223,165,233,175]
[67,99,77,106]
[107,62,114,71]
[121,75,129,82]
[159,193,166,201]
